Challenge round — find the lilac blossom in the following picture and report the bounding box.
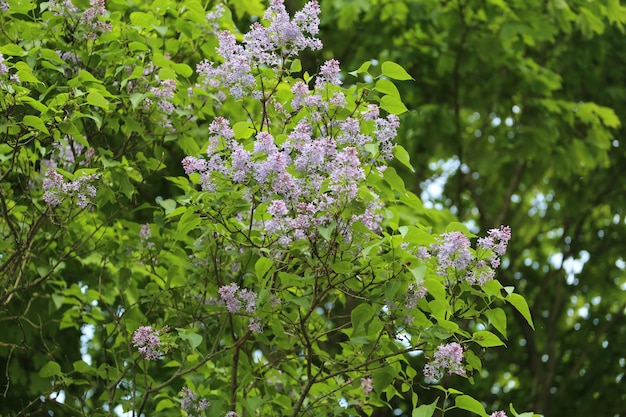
[0,0,8,12]
[478,225,512,268]
[218,283,242,313]
[132,326,163,360]
[42,168,99,209]
[490,412,507,417]
[360,377,373,395]
[225,412,239,417]
[316,59,342,87]
[423,342,466,383]
[180,386,210,415]
[80,0,113,40]
[430,231,473,276]
[404,282,428,310]
[248,317,262,334]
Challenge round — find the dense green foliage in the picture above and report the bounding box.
[1,0,623,417]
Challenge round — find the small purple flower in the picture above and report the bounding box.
[316,59,342,87]
[404,282,428,310]
[42,168,99,209]
[219,283,242,313]
[181,386,211,414]
[431,231,473,275]
[360,377,373,395]
[268,200,288,217]
[490,412,507,417]
[248,317,262,334]
[132,326,163,360]
[225,412,239,417]
[423,342,466,383]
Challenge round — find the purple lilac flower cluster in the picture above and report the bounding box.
[423,342,466,383]
[80,0,113,40]
[48,0,111,40]
[132,325,163,360]
[197,0,321,100]
[139,224,155,248]
[218,284,262,333]
[0,0,8,12]
[404,282,428,310]
[180,386,210,417]
[42,168,99,209]
[490,411,507,417]
[184,0,402,245]
[422,226,511,286]
[360,377,373,395]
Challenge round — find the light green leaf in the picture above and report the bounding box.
[156,399,176,411]
[87,91,110,110]
[349,61,371,76]
[380,95,408,114]
[506,293,535,329]
[412,398,438,417]
[393,145,414,172]
[330,261,353,274]
[233,121,255,139]
[381,61,414,80]
[0,44,26,56]
[473,330,505,347]
[39,361,62,377]
[444,221,475,237]
[23,115,49,134]
[484,307,507,339]
[255,257,274,281]
[455,395,488,416]
[375,78,401,98]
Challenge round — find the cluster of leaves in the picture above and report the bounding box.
[0,1,537,416]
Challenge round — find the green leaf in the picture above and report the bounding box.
[444,221,475,237]
[484,307,507,339]
[290,59,302,72]
[72,360,91,373]
[393,145,414,172]
[472,330,505,347]
[375,78,401,98]
[173,62,193,77]
[39,361,62,377]
[455,395,488,416]
[412,398,438,417]
[156,399,176,411]
[330,261,353,274]
[14,62,40,83]
[87,91,110,110]
[233,121,255,139]
[255,257,274,281]
[506,293,535,329]
[383,167,406,192]
[349,61,371,77]
[178,329,203,350]
[373,367,395,394]
[0,44,26,56]
[380,95,408,114]
[381,61,414,80]
[23,115,49,134]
